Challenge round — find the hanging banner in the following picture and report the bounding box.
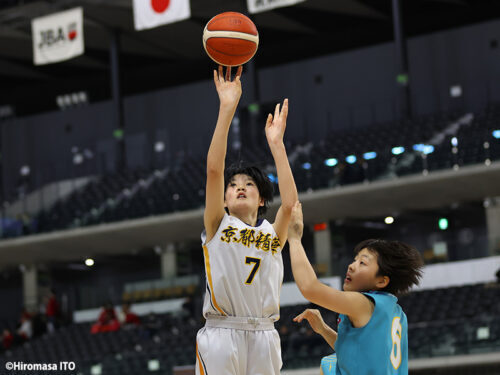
[32,7,84,66]
[247,0,306,14]
[133,0,191,31]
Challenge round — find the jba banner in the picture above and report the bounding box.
[247,0,306,14]
[32,7,84,65]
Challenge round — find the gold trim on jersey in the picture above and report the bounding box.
[203,245,226,316]
[196,341,206,375]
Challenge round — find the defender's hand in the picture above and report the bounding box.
[293,308,327,335]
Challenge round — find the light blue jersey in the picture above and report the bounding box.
[320,354,337,375]
[325,291,408,375]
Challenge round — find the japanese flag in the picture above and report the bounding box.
[133,0,191,31]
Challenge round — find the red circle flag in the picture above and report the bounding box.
[151,0,170,13]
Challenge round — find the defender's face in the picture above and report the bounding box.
[343,248,382,292]
[224,174,264,214]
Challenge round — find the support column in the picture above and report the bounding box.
[313,224,332,276]
[244,59,260,150]
[161,243,177,279]
[485,197,500,256]
[110,29,126,170]
[391,0,412,119]
[22,264,38,311]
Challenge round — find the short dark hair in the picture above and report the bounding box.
[224,163,274,217]
[354,239,424,296]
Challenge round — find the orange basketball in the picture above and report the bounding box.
[203,12,259,67]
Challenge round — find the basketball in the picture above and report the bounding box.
[203,12,259,67]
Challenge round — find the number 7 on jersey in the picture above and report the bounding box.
[244,257,261,285]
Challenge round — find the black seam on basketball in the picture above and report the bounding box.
[206,42,256,57]
[205,34,258,41]
[207,29,258,36]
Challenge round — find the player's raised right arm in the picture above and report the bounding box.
[204,66,243,242]
[288,202,374,323]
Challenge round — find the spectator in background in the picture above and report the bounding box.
[90,302,120,334]
[485,267,500,290]
[2,329,13,350]
[181,296,195,317]
[278,325,290,353]
[19,307,31,322]
[17,314,33,341]
[45,289,60,333]
[141,312,162,340]
[118,303,141,328]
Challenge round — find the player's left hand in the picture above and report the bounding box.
[265,98,288,146]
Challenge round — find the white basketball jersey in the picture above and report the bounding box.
[201,213,283,320]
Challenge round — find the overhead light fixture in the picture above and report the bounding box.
[154,141,165,153]
[90,364,102,375]
[391,146,405,155]
[413,144,434,155]
[85,258,94,267]
[19,165,31,176]
[148,359,160,371]
[73,153,84,165]
[324,158,338,167]
[363,152,377,160]
[451,137,458,147]
[438,218,448,230]
[450,85,462,97]
[345,155,357,164]
[493,130,500,139]
[384,216,394,224]
[423,145,434,155]
[56,91,89,109]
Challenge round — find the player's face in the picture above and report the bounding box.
[225,174,264,214]
[343,248,382,292]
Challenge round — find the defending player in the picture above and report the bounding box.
[288,202,423,375]
[195,65,298,375]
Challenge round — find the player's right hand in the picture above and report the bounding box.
[293,308,326,335]
[213,65,243,107]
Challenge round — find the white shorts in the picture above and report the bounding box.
[195,317,282,375]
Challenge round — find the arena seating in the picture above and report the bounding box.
[1,283,499,374]
[2,104,499,238]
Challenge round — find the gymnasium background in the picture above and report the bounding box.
[0,0,500,374]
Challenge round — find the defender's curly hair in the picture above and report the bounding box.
[354,239,424,296]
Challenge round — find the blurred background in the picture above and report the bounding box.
[0,0,500,374]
